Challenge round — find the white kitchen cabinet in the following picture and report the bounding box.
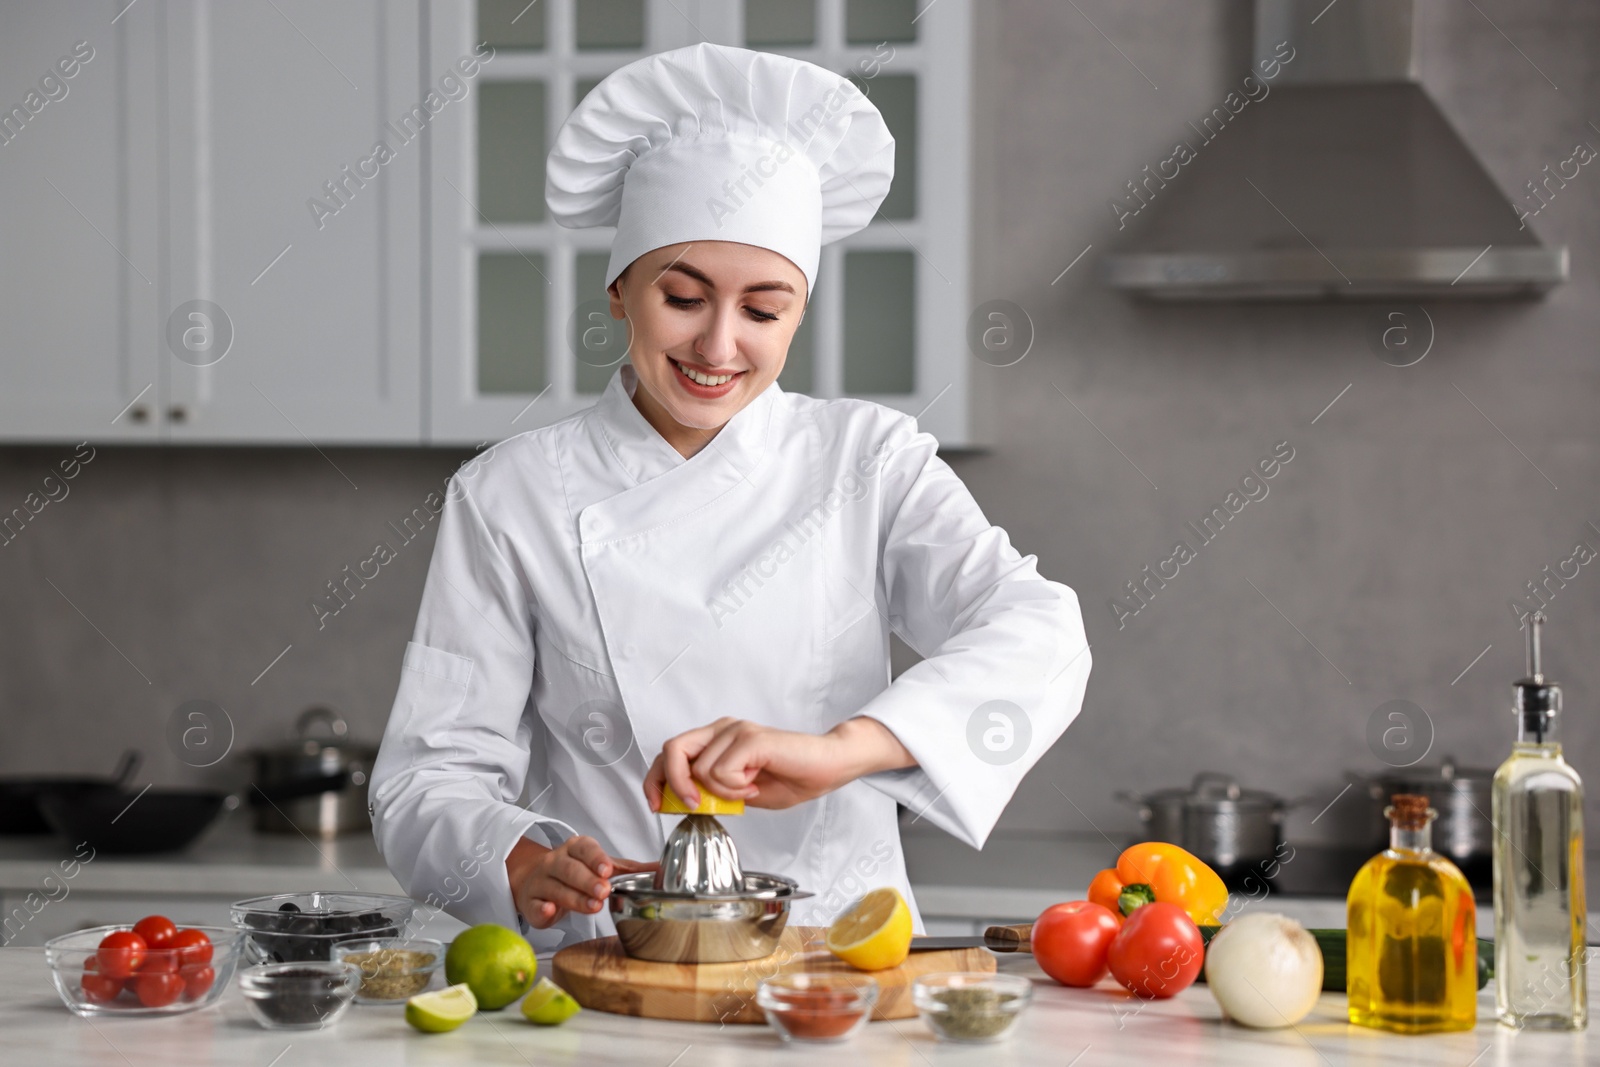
[0,2,163,441]
[161,0,423,444]
[0,0,424,446]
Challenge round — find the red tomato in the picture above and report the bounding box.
[169,928,213,967]
[180,964,216,1001]
[133,971,185,1008]
[132,916,177,950]
[1106,901,1205,999]
[140,948,180,974]
[80,957,123,1004]
[96,931,147,979]
[1031,901,1122,987]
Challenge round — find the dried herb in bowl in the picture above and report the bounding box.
[924,986,1024,1040]
[341,948,436,1001]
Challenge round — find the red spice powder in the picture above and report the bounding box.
[767,987,868,1039]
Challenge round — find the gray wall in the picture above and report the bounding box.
[1,0,1596,852]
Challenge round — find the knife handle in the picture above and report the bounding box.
[983,923,1033,953]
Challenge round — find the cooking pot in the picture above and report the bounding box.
[1116,773,1300,878]
[1347,758,1494,885]
[249,708,375,838]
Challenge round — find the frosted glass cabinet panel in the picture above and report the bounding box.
[477,81,548,223]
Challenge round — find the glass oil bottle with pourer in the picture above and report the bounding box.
[1347,794,1477,1033]
[1493,611,1586,1029]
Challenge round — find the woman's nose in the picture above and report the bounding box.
[694,308,741,367]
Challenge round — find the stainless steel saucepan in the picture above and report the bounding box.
[1116,772,1303,876]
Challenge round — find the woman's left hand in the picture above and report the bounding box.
[643,716,915,812]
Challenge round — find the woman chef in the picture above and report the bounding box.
[370,43,1091,950]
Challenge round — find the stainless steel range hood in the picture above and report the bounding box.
[1102,0,1568,301]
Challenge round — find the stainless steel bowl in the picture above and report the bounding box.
[608,871,812,964]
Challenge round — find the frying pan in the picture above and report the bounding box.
[0,751,140,835]
[36,782,235,854]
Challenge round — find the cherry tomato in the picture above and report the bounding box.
[140,948,180,974]
[1106,901,1205,1000]
[180,964,216,1001]
[96,931,147,979]
[132,915,177,950]
[133,971,185,1008]
[80,957,123,1004]
[169,928,213,967]
[1031,901,1122,987]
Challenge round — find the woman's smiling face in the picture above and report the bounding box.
[608,241,806,456]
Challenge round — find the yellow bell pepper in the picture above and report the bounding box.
[1087,842,1228,927]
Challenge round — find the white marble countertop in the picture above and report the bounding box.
[2,941,1593,1066]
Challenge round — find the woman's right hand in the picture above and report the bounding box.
[507,835,658,930]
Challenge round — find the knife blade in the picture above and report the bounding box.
[909,923,1033,953]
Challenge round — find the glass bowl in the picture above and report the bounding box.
[911,972,1031,1043]
[756,973,878,1043]
[231,892,414,963]
[238,961,360,1030]
[44,924,244,1017]
[333,937,443,1003]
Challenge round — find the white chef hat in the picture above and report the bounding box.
[545,42,895,298]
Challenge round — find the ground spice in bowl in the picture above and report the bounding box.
[756,974,878,1042]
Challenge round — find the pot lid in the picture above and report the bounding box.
[1142,772,1285,812]
[255,707,376,761]
[1355,756,1496,787]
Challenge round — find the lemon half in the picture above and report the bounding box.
[659,782,744,816]
[826,887,913,971]
[406,983,478,1033]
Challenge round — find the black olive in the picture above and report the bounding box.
[278,902,301,913]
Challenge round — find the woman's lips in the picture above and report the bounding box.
[670,358,743,399]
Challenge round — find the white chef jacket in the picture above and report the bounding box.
[370,365,1091,951]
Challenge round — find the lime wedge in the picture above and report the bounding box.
[405,983,478,1033]
[520,976,582,1025]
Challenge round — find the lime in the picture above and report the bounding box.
[520,976,581,1025]
[405,983,477,1033]
[445,925,537,1010]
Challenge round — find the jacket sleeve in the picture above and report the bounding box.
[369,472,579,950]
[853,417,1091,848]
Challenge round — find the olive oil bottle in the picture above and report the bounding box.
[1493,612,1586,1029]
[1347,794,1477,1033]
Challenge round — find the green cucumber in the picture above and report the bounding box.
[1197,927,1492,992]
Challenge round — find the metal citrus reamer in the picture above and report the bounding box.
[652,783,745,895]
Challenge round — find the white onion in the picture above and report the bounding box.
[1204,912,1323,1028]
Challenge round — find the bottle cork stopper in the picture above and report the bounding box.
[1387,793,1433,829]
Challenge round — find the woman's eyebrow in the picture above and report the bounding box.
[661,261,795,295]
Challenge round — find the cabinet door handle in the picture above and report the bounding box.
[167,405,189,423]
[129,405,151,424]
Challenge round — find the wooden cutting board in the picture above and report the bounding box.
[551,925,995,1024]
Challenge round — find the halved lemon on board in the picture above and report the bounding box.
[405,983,478,1033]
[826,887,914,971]
[659,782,745,816]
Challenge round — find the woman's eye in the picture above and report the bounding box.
[664,294,700,309]
[746,307,779,322]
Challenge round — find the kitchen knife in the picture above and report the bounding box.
[908,923,1033,953]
